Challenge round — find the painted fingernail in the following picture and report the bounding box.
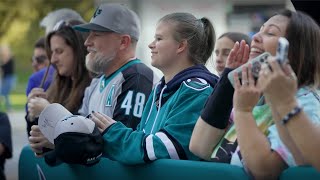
[92,110,95,113]
[86,114,92,119]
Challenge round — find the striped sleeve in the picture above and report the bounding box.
[102,79,212,164]
[142,84,212,162]
[143,130,187,162]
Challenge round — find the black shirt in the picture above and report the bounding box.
[1,58,14,78]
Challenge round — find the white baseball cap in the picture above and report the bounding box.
[38,103,94,144]
[40,8,84,34]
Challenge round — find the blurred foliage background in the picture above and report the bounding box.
[0,0,96,110]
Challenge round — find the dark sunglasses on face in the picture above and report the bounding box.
[32,55,48,63]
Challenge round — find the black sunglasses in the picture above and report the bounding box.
[32,55,48,63]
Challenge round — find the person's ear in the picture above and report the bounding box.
[176,39,187,54]
[119,35,131,50]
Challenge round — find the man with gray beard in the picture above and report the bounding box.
[74,3,158,129]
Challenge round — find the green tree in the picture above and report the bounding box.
[0,0,95,94]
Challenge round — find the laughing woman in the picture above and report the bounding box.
[190,9,320,179]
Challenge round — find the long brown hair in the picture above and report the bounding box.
[45,19,91,113]
[279,9,320,88]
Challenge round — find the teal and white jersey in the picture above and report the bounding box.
[78,59,158,129]
[101,65,218,164]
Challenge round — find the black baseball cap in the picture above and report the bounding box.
[44,127,104,166]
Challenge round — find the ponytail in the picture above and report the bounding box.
[200,17,215,64]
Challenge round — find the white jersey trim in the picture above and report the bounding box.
[183,80,210,91]
[145,134,157,161]
[155,132,180,160]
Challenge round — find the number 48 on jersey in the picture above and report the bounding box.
[121,91,146,118]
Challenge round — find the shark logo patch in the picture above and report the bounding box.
[93,8,102,18]
[105,85,115,107]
